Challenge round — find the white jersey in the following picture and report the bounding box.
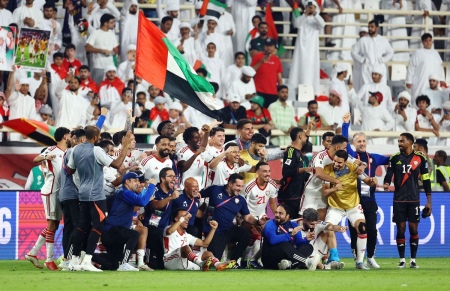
[103,166,118,196]
[115,148,145,168]
[177,146,207,189]
[204,145,223,187]
[163,226,197,256]
[243,178,278,217]
[40,146,65,196]
[140,154,173,181]
[212,160,252,186]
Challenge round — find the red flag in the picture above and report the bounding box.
[199,0,209,16]
[265,3,278,40]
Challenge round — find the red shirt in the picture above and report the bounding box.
[250,52,283,95]
[80,78,99,93]
[246,108,272,124]
[63,58,83,75]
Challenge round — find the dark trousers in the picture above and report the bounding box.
[350,200,378,257]
[145,225,164,269]
[102,226,140,265]
[60,199,79,259]
[71,200,107,257]
[262,242,313,270]
[207,225,251,261]
[92,253,118,271]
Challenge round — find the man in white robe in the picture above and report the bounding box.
[382,0,409,62]
[198,16,226,60]
[108,88,141,129]
[98,65,124,110]
[317,89,345,133]
[231,0,256,53]
[329,63,351,113]
[391,91,417,133]
[351,20,394,86]
[12,0,44,30]
[117,44,136,84]
[217,9,236,67]
[174,22,202,67]
[422,74,446,114]
[228,66,256,110]
[120,0,138,62]
[288,1,324,96]
[327,0,357,61]
[406,33,445,106]
[163,0,181,45]
[225,52,245,92]
[352,27,368,93]
[200,42,226,99]
[357,64,394,112]
[41,4,62,59]
[410,0,433,49]
[0,0,13,27]
[89,0,120,30]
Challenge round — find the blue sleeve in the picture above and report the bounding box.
[200,186,214,198]
[372,153,389,166]
[95,115,106,130]
[262,220,291,245]
[122,184,155,207]
[239,199,250,216]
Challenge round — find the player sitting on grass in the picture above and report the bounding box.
[163,209,236,271]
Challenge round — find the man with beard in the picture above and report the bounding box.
[172,177,201,236]
[249,22,269,58]
[140,135,173,181]
[261,204,321,270]
[200,174,264,268]
[54,73,92,129]
[228,66,257,110]
[357,65,394,112]
[26,127,72,270]
[392,91,417,132]
[209,143,252,186]
[268,85,297,147]
[323,150,378,270]
[98,65,124,109]
[384,133,432,269]
[78,65,99,96]
[177,125,210,189]
[342,113,389,268]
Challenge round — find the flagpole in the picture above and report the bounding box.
[132,74,137,134]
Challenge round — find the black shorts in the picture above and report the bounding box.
[392,201,420,223]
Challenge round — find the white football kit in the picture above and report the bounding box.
[211,160,252,186]
[243,178,278,217]
[163,226,199,270]
[140,154,173,181]
[40,146,65,220]
[177,146,207,189]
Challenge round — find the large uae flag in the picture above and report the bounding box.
[135,11,222,120]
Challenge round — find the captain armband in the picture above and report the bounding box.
[358,173,368,180]
[421,173,430,181]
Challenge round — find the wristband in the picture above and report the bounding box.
[179,217,185,223]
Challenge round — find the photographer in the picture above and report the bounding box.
[392,91,417,132]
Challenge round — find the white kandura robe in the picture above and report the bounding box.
[230,0,257,53]
[410,0,433,50]
[198,31,226,60]
[327,0,358,61]
[7,91,39,141]
[225,64,243,93]
[0,8,13,27]
[228,79,256,110]
[99,84,122,109]
[351,35,394,85]
[382,1,409,62]
[117,60,135,84]
[357,82,395,112]
[217,11,236,68]
[68,15,88,65]
[55,83,92,129]
[358,105,395,145]
[173,37,202,67]
[120,1,139,62]
[405,48,444,105]
[329,78,350,113]
[12,5,44,30]
[201,55,226,99]
[288,12,325,95]
[109,100,141,129]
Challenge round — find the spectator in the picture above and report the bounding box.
[410,0,433,49]
[317,89,345,134]
[351,20,394,85]
[148,96,169,131]
[421,74,446,114]
[120,0,138,62]
[200,42,226,99]
[109,88,142,129]
[160,16,174,37]
[356,64,394,112]
[327,0,357,61]
[251,38,283,108]
[136,91,153,110]
[244,15,261,65]
[382,1,409,62]
[268,85,296,147]
[0,0,13,26]
[406,34,445,106]
[12,0,44,30]
[41,4,62,57]
[228,65,256,110]
[330,63,351,113]
[63,44,83,74]
[199,16,226,61]
[174,22,201,67]
[90,0,120,30]
[232,0,257,53]
[37,104,54,125]
[217,9,236,67]
[220,95,247,129]
[392,91,417,132]
[249,21,269,58]
[298,100,333,131]
[86,13,119,84]
[117,44,136,84]
[415,95,440,144]
[67,11,88,65]
[78,65,99,96]
[432,150,450,191]
[163,0,181,44]
[98,65,124,109]
[168,102,187,130]
[289,1,325,96]
[225,52,245,90]
[352,27,369,93]
[25,71,44,99]
[439,101,450,146]
[246,95,275,139]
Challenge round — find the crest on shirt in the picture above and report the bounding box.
[218,193,222,199]
[235,198,239,204]
[285,159,292,165]
[414,161,418,166]
[266,191,270,196]
[183,201,187,207]
[196,202,199,207]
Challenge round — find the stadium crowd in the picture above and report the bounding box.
[0,0,447,272]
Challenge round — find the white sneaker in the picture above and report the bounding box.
[355,262,370,270]
[138,264,154,271]
[306,254,321,271]
[329,261,345,270]
[59,260,71,271]
[118,262,139,272]
[81,261,102,272]
[366,257,380,269]
[277,259,292,270]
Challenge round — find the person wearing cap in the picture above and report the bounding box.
[330,62,351,113]
[109,87,142,129]
[249,21,270,58]
[268,85,297,146]
[117,44,136,83]
[225,52,246,89]
[351,20,394,85]
[220,94,247,129]
[246,95,275,137]
[228,65,257,110]
[12,0,44,30]
[317,88,346,134]
[86,13,119,84]
[415,95,440,145]
[251,37,283,108]
[120,0,138,62]
[289,1,324,96]
[407,33,445,105]
[199,16,226,61]
[174,22,201,67]
[232,0,257,53]
[98,65,125,109]
[37,104,54,125]
[421,74,446,115]
[352,27,369,93]
[392,91,417,133]
[4,67,39,141]
[357,91,394,145]
[356,64,394,112]
[163,0,181,44]
[200,42,226,99]
[101,172,156,271]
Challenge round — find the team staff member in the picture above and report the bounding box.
[278,127,311,218]
[171,177,201,237]
[200,173,265,268]
[261,204,321,271]
[383,133,432,269]
[342,113,389,268]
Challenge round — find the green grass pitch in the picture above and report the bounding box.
[1,259,450,290]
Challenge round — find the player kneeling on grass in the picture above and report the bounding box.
[163,209,236,271]
[322,150,378,270]
[299,208,347,270]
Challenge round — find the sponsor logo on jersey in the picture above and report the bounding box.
[183,201,187,207]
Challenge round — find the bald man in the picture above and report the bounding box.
[172,177,202,237]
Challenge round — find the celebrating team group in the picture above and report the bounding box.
[24,111,432,272]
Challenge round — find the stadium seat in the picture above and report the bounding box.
[391,64,407,81]
[297,84,315,102]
